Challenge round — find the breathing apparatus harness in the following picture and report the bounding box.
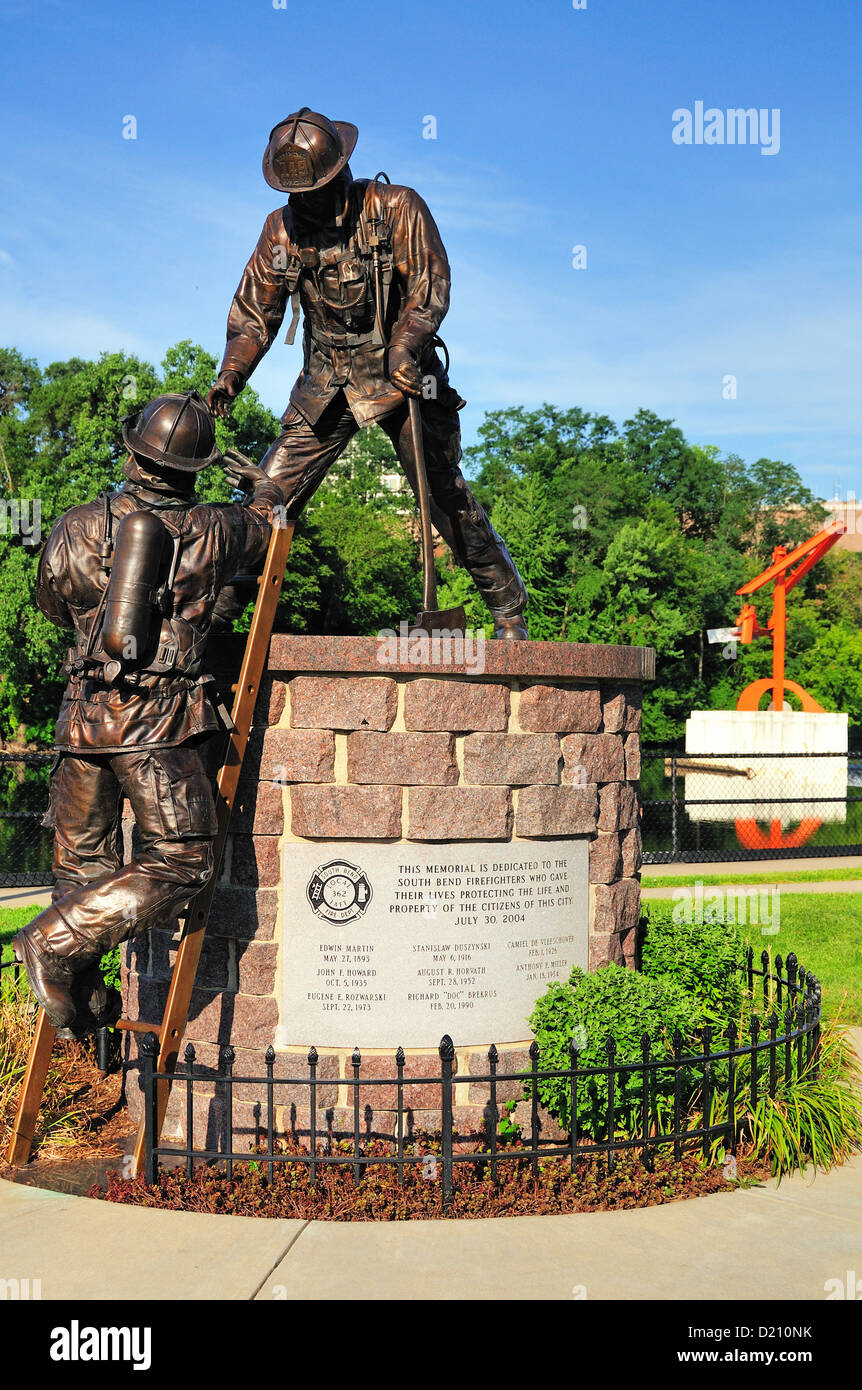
[63,491,205,694]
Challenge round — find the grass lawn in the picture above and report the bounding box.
[646,891,862,1025]
[0,905,36,959]
[747,892,862,1026]
[643,866,862,888]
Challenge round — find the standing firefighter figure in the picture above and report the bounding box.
[207,108,529,638]
[13,391,287,1033]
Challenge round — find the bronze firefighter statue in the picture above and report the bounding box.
[207,107,529,639]
[13,391,287,1033]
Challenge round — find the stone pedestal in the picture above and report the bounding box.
[122,635,654,1144]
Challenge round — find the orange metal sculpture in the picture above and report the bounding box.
[733,519,846,712]
[728,518,846,849]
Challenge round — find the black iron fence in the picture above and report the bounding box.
[0,752,53,886]
[141,948,821,1200]
[642,745,862,863]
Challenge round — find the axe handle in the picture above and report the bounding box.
[408,395,436,613]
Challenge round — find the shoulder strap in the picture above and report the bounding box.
[365,173,393,346]
[83,492,115,659]
[280,204,305,345]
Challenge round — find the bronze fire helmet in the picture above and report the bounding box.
[262,108,358,194]
[121,390,221,472]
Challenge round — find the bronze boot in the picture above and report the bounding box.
[13,906,104,1030]
[493,617,529,640]
[56,967,122,1041]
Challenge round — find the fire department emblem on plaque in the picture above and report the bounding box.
[306,860,373,925]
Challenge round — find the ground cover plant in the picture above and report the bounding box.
[525,906,860,1181]
[0,973,86,1153]
[0,906,124,1160]
[93,1145,769,1221]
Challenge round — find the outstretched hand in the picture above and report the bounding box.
[206,371,243,419]
[221,448,268,493]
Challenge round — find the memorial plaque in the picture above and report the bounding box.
[277,840,589,1047]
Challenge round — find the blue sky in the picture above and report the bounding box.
[1,0,860,500]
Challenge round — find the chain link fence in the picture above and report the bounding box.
[0,752,53,887]
[642,745,862,863]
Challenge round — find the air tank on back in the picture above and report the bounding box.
[101,510,170,665]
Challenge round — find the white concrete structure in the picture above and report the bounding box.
[683,710,848,825]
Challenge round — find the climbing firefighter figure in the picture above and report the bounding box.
[13,391,288,1033]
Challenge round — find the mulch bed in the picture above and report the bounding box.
[90,1143,772,1220]
[1,1038,136,1192]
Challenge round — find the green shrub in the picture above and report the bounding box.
[528,965,702,1137]
[640,901,746,1024]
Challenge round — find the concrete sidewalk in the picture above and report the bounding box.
[2,1156,860,1301]
[643,855,862,879]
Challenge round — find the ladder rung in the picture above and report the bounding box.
[115,1018,162,1036]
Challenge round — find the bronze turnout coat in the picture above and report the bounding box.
[218,179,451,426]
[37,479,281,752]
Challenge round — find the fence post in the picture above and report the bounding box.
[749,1016,760,1110]
[221,1044,235,1180]
[796,1001,805,1080]
[810,976,822,1079]
[140,1031,158,1185]
[95,1026,111,1075]
[351,1047,361,1186]
[570,1038,580,1175]
[439,1035,455,1207]
[605,1037,617,1174]
[784,1004,793,1084]
[184,1043,195,1179]
[775,954,784,1010]
[488,1043,499,1185]
[725,1021,737,1156]
[307,1045,317,1188]
[768,1014,778,1098]
[745,945,754,994]
[761,949,770,1009]
[701,1026,712,1160]
[786,951,798,997]
[672,1028,683,1161]
[396,1046,405,1186]
[640,1033,651,1172]
[265,1045,275,1185]
[529,1040,540,1179]
[670,753,679,861]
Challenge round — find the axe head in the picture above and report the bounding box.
[412,606,468,637]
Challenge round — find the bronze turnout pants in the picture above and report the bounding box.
[34,744,217,972]
[262,387,527,621]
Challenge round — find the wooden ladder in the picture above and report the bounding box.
[7,518,294,1174]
